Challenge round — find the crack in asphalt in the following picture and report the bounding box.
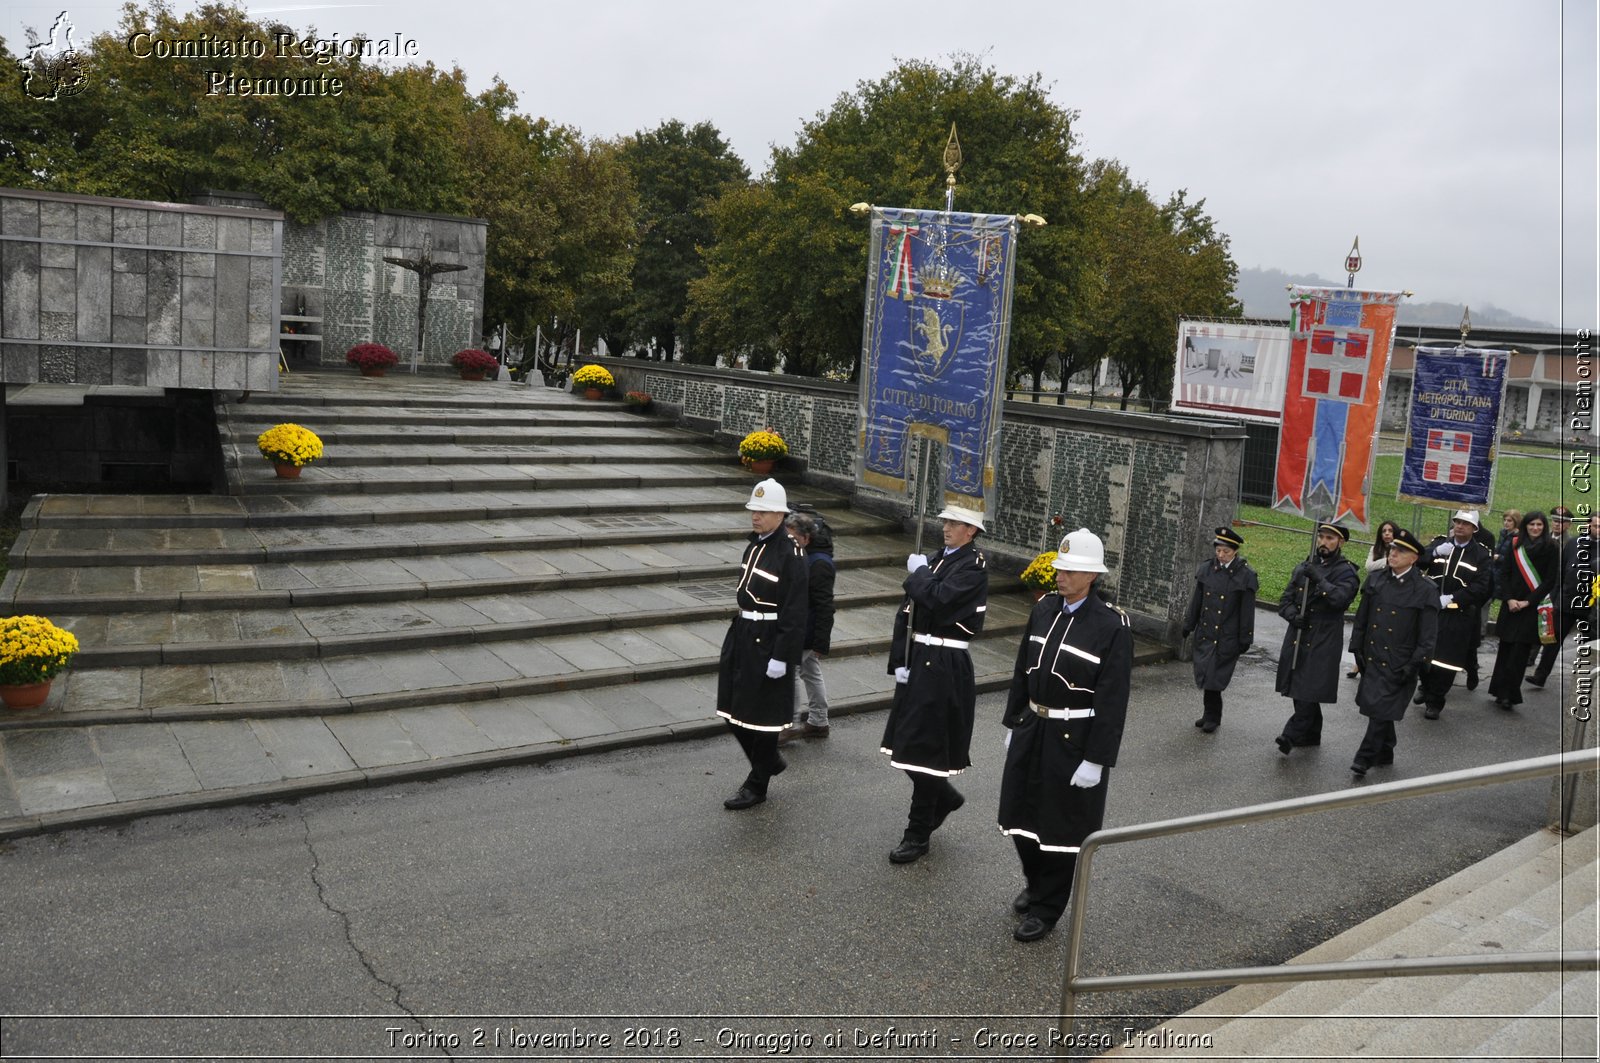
[298,808,453,1058]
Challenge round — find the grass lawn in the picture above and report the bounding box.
[1236,449,1582,606]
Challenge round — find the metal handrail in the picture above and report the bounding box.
[1058,748,1600,1045]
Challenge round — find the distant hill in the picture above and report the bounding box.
[1234,266,1556,329]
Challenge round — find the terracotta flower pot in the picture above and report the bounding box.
[584,387,603,400]
[274,463,302,479]
[0,680,52,710]
[360,366,387,378]
[746,458,775,475]
[460,370,485,382]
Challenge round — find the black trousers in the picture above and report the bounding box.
[1013,836,1078,925]
[1201,688,1223,724]
[728,724,782,795]
[1489,640,1536,704]
[1355,717,1396,765]
[1419,660,1463,709]
[1280,699,1323,744]
[904,772,961,843]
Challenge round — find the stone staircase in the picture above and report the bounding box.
[1102,823,1599,1061]
[0,372,1105,835]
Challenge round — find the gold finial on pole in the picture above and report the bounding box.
[1460,306,1472,344]
[943,122,962,209]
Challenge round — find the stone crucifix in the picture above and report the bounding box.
[383,234,468,373]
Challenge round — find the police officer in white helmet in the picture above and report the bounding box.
[997,528,1132,942]
[717,478,809,810]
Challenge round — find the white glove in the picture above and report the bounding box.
[1004,729,1012,750]
[1434,542,1452,557]
[1439,593,1454,608]
[906,553,929,573]
[894,666,911,684]
[765,658,786,679]
[1069,761,1103,788]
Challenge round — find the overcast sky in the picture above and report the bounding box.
[8,0,1596,327]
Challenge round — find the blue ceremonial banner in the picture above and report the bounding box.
[1398,346,1511,507]
[857,206,1018,509]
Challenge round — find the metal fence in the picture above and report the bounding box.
[1056,748,1600,1049]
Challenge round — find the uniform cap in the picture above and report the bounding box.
[1214,526,1245,549]
[744,478,789,513]
[936,504,986,532]
[1052,528,1108,573]
[1317,522,1351,542]
[1390,528,1423,555]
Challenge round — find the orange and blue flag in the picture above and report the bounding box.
[1272,286,1404,529]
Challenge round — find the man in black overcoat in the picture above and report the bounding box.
[717,478,808,810]
[1416,509,1494,719]
[1349,528,1439,774]
[1274,523,1360,755]
[880,504,989,864]
[998,528,1131,943]
[1182,526,1257,733]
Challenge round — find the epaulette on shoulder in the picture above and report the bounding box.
[1110,602,1130,626]
[973,549,986,568]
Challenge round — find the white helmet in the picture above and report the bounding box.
[745,478,789,513]
[1451,509,1480,529]
[1052,528,1108,573]
[936,504,986,532]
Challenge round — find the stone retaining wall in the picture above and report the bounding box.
[0,187,281,391]
[600,359,1246,646]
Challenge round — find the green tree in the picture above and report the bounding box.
[689,56,1086,380]
[621,120,748,361]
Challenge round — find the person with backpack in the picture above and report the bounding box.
[781,510,835,742]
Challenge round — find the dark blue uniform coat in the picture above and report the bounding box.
[717,528,807,731]
[997,593,1132,853]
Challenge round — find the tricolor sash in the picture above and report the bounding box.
[1513,542,1544,595]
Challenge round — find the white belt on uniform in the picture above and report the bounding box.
[914,633,969,649]
[1030,700,1095,720]
[739,610,779,621]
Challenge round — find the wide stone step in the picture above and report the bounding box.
[223,441,726,467]
[7,505,904,568]
[3,592,1039,728]
[2,533,924,613]
[221,421,700,447]
[226,404,651,427]
[227,460,758,496]
[16,481,855,530]
[53,576,922,666]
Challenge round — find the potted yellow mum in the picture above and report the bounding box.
[257,423,324,479]
[571,364,614,399]
[738,429,787,474]
[0,615,79,709]
[1020,551,1059,601]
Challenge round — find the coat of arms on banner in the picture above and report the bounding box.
[1271,286,1404,530]
[1397,346,1510,507]
[857,207,1018,509]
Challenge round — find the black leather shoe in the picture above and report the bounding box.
[1374,752,1394,766]
[1494,699,1516,711]
[1013,914,1054,942]
[932,788,965,830]
[1199,719,1219,734]
[1012,889,1032,914]
[1412,691,1426,704]
[889,839,929,864]
[1275,735,1293,755]
[1349,760,1370,776]
[1193,717,1205,728]
[1526,675,1546,689]
[723,786,766,810]
[1465,673,1478,691]
[1422,705,1442,720]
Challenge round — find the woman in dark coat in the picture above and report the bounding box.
[1348,529,1438,774]
[1487,511,1558,710]
[1182,526,1257,733]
